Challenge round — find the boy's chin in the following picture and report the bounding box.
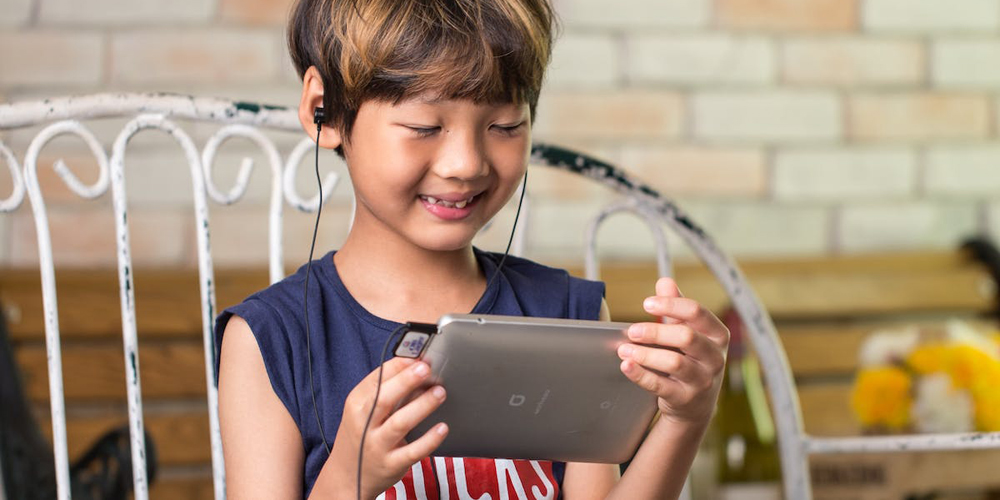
[411,227,482,253]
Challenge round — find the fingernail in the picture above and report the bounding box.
[628,324,642,340]
[414,363,429,376]
[436,423,448,435]
[643,297,657,310]
[432,386,446,399]
[618,344,634,358]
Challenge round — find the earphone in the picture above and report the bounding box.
[303,106,528,499]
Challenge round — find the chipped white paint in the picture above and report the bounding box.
[807,432,1000,454]
[202,124,285,284]
[23,120,111,500]
[584,196,673,282]
[109,113,227,500]
[0,92,300,131]
[0,141,25,212]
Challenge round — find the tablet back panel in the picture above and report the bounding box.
[406,314,658,464]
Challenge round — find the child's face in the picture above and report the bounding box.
[342,95,531,252]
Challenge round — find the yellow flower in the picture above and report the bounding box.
[851,366,913,430]
[968,354,1000,431]
[948,344,996,390]
[907,343,952,375]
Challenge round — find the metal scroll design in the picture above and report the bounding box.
[202,124,287,284]
[109,114,224,500]
[22,121,112,500]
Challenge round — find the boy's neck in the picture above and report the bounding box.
[333,229,486,325]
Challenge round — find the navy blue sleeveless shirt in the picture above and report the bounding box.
[214,247,605,499]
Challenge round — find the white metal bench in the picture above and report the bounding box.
[3,92,998,500]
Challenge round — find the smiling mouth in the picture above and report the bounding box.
[418,193,480,209]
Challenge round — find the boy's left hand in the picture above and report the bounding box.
[617,277,730,425]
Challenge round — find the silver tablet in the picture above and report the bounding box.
[393,313,658,464]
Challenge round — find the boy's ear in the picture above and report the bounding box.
[298,66,342,149]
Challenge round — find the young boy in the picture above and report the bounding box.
[215,0,730,498]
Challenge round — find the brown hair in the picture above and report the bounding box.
[288,0,557,154]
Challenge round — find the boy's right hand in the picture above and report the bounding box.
[319,357,448,499]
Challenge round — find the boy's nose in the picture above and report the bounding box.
[434,132,489,180]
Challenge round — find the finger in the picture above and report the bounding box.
[359,357,416,391]
[617,343,700,382]
[619,357,682,399]
[641,296,729,348]
[625,323,725,370]
[369,361,433,423]
[380,385,447,444]
[388,422,449,469]
[653,277,683,325]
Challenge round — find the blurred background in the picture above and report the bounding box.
[3,0,1000,499]
[1,0,998,265]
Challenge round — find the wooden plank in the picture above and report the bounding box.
[0,267,268,341]
[150,473,214,500]
[798,382,859,437]
[38,409,212,466]
[564,250,994,323]
[17,340,209,402]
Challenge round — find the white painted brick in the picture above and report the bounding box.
[933,40,1000,88]
[553,0,710,28]
[40,0,214,26]
[619,146,767,198]
[0,32,103,86]
[525,198,660,262]
[774,148,917,201]
[111,30,279,84]
[782,38,924,86]
[693,90,841,143]
[849,93,991,141]
[627,35,775,85]
[0,0,32,27]
[926,146,1000,196]
[682,201,830,257]
[864,0,1000,32]
[839,202,978,253]
[533,89,684,140]
[546,33,619,88]
[207,204,353,269]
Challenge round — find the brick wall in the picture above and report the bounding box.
[1,0,998,268]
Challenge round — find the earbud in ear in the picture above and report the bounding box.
[313,107,325,126]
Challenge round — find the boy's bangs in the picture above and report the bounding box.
[337,0,550,108]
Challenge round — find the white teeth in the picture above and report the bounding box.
[422,194,476,209]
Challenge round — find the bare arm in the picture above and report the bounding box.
[218,314,305,499]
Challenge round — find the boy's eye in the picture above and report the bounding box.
[408,126,440,138]
[492,122,525,137]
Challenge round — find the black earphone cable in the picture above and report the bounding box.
[305,114,332,455]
